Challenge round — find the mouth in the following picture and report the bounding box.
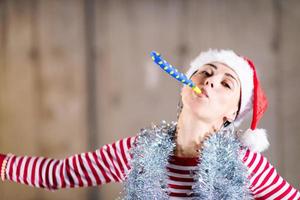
[195,88,209,98]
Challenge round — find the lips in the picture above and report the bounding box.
[195,88,209,98]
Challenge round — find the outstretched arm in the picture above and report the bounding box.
[242,149,300,199]
[0,136,136,190]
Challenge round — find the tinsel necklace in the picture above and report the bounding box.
[120,121,252,200]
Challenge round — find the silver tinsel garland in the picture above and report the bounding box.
[120,121,252,200]
[193,125,252,199]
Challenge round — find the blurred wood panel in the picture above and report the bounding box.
[0,0,89,200]
[0,1,38,199]
[280,0,300,185]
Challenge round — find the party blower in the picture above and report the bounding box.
[150,51,201,94]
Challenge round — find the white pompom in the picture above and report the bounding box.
[238,128,269,152]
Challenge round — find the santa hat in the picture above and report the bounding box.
[186,49,269,152]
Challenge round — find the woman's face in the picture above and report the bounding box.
[181,62,241,124]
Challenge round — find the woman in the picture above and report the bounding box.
[1,49,299,199]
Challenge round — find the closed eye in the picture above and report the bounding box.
[222,82,231,89]
[202,71,212,76]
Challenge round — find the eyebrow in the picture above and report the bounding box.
[206,63,239,85]
[207,63,217,70]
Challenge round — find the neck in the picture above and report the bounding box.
[175,108,221,157]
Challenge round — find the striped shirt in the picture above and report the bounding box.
[1,136,299,199]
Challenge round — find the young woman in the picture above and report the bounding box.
[1,49,299,199]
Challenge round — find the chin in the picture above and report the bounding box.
[182,93,209,113]
[185,103,204,117]
[185,98,208,111]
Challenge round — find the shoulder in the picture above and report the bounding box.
[239,149,275,190]
[240,149,270,176]
[241,149,282,197]
[239,149,275,194]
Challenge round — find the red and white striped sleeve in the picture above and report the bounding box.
[241,149,300,200]
[0,136,136,190]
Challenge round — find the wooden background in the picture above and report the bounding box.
[0,0,299,199]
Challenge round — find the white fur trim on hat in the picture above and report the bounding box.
[238,128,269,152]
[186,49,254,124]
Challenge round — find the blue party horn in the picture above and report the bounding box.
[150,51,201,94]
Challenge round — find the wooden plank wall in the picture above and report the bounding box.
[0,0,299,199]
[0,0,88,200]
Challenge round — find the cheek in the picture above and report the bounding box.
[217,91,240,111]
[181,87,191,104]
[210,90,237,112]
[181,86,203,110]
[191,76,203,86]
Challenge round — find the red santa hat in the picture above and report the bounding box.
[186,49,269,152]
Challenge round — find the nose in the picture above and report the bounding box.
[204,78,214,88]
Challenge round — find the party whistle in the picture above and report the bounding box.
[150,51,201,94]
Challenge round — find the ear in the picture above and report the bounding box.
[225,110,238,122]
